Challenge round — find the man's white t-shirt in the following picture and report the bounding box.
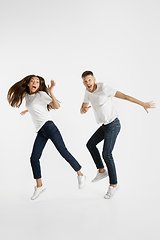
[83,82,118,125]
[25,91,52,132]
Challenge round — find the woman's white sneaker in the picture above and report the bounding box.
[77,175,86,189]
[92,170,108,183]
[104,184,119,199]
[31,185,46,200]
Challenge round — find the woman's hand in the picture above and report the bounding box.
[48,80,60,109]
[48,80,56,94]
[20,110,28,116]
[143,101,156,113]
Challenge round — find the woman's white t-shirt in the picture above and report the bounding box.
[25,91,52,132]
[83,82,118,125]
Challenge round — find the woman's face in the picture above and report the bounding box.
[28,77,40,94]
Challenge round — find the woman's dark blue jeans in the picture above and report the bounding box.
[30,121,81,179]
[86,118,121,184]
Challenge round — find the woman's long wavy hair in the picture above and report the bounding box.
[7,75,53,110]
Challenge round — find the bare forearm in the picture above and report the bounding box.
[115,91,155,113]
[20,110,28,115]
[50,92,60,109]
[125,95,144,107]
[115,91,144,107]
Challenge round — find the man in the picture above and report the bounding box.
[80,70,155,199]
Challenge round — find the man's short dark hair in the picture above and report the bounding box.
[81,71,94,78]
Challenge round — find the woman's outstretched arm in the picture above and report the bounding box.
[20,110,28,116]
[115,91,156,113]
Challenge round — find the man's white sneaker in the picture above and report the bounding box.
[77,175,86,189]
[104,184,119,199]
[31,185,46,200]
[92,170,108,183]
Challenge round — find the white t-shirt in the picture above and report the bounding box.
[25,91,52,132]
[83,82,118,125]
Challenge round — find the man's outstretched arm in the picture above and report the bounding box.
[115,91,156,113]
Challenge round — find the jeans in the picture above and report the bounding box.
[86,118,121,184]
[30,121,81,179]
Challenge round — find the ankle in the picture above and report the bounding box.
[36,178,42,188]
[99,168,105,173]
[110,184,117,188]
[77,170,83,176]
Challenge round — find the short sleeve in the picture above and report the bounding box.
[83,89,89,103]
[103,83,117,97]
[40,91,52,105]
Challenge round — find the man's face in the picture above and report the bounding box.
[82,75,96,92]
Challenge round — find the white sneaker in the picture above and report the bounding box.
[92,170,108,183]
[31,185,46,200]
[104,184,119,199]
[77,175,86,189]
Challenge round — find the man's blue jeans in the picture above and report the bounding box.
[86,118,121,184]
[30,121,81,179]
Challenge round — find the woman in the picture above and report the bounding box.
[7,75,86,200]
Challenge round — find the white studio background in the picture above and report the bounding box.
[0,0,160,240]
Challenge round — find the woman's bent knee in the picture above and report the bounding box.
[86,141,91,150]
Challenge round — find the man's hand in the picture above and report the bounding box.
[81,106,91,114]
[80,102,92,114]
[143,101,156,113]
